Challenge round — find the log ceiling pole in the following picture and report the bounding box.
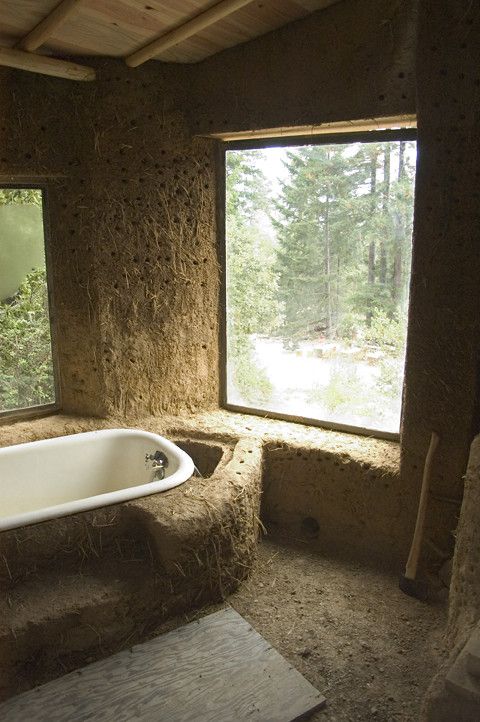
[17,0,82,52]
[0,47,95,81]
[125,0,254,68]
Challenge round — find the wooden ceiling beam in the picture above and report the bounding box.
[0,47,95,81]
[17,0,82,53]
[125,0,254,68]
[211,116,418,141]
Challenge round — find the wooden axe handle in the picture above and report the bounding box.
[405,431,440,580]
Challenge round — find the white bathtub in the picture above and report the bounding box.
[0,429,194,532]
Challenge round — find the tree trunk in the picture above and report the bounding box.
[392,141,406,307]
[367,149,378,325]
[325,192,332,337]
[379,145,390,287]
[336,254,340,333]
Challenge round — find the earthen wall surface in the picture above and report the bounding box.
[187,0,417,135]
[0,62,219,416]
[416,3,480,715]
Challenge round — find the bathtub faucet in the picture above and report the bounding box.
[146,450,169,481]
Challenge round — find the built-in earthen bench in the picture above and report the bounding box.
[0,409,404,700]
[0,434,263,701]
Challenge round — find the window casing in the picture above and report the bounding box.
[0,185,58,422]
[221,129,417,440]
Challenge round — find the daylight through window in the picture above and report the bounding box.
[0,188,56,415]
[225,135,416,435]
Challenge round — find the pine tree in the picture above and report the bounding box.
[273,144,362,343]
[346,140,415,328]
[225,150,280,403]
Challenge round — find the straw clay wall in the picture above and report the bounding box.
[0,62,219,417]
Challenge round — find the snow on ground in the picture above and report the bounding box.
[228,337,403,433]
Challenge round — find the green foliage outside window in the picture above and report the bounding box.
[0,189,42,207]
[0,189,55,412]
[226,151,281,402]
[0,268,55,411]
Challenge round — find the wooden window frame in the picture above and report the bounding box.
[0,183,60,424]
[218,127,417,441]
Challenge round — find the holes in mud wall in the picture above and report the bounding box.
[301,516,320,538]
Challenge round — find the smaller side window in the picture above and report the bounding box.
[0,187,57,416]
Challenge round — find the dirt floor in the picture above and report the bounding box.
[229,535,447,722]
[0,532,447,719]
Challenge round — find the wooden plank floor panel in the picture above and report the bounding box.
[0,607,325,721]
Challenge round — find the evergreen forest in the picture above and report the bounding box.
[225,139,416,432]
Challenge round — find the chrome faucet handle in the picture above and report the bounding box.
[145,450,169,468]
[152,466,166,481]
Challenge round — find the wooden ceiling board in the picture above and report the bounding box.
[0,0,61,47]
[0,0,217,56]
[0,0,345,65]
[76,0,220,54]
[24,1,218,58]
[153,0,344,63]
[153,4,308,62]
[34,10,158,57]
[194,0,312,41]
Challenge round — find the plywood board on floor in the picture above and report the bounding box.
[0,606,326,721]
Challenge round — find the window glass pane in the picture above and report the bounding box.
[0,188,56,413]
[225,139,416,434]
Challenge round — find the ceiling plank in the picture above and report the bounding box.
[0,0,345,65]
[17,0,83,52]
[125,0,254,67]
[0,46,95,80]
[153,0,331,62]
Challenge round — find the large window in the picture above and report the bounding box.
[224,132,416,436]
[0,188,56,417]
